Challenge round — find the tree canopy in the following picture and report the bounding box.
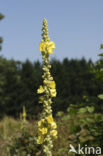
[0,56,103,119]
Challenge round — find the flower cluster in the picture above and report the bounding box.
[39,41,55,54]
[37,115,57,145]
[37,18,57,156]
[37,80,56,97]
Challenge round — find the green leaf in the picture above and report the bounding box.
[86,106,94,113]
[56,111,64,117]
[62,115,70,121]
[100,68,103,72]
[78,108,87,114]
[86,117,94,123]
[98,94,103,100]
[67,107,70,113]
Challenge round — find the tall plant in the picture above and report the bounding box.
[37,18,57,156]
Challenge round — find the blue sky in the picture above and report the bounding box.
[0,0,103,62]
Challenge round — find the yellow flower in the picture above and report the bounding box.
[39,42,47,52]
[46,115,54,123]
[48,81,56,89]
[50,89,57,97]
[50,130,57,137]
[39,41,55,54]
[37,85,44,94]
[39,128,48,135]
[48,41,55,49]
[38,119,45,127]
[43,80,56,89]
[47,41,55,54]
[37,136,44,144]
[51,122,57,129]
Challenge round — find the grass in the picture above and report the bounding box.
[0,109,103,156]
[0,116,70,156]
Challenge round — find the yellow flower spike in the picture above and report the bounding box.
[23,106,26,118]
[41,18,50,42]
[20,106,26,130]
[37,19,57,156]
[37,85,44,94]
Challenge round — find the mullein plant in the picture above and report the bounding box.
[20,106,27,130]
[37,18,57,156]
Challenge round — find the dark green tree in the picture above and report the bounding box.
[0,56,103,118]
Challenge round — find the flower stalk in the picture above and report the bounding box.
[37,18,57,156]
[20,106,26,130]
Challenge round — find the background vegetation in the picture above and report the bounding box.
[0,13,103,153]
[0,56,103,119]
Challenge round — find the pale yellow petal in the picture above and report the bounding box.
[37,86,44,94]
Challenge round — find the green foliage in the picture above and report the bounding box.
[90,45,103,105]
[98,94,103,100]
[0,57,103,119]
[0,117,41,155]
[56,111,64,117]
[0,107,103,156]
[90,44,103,82]
[8,130,41,156]
[78,106,94,114]
[60,103,103,155]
